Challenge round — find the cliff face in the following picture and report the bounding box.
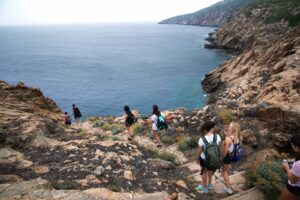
[202,1,300,140]
[0,81,64,148]
[204,11,291,53]
[159,0,258,26]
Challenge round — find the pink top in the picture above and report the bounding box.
[289,160,300,187]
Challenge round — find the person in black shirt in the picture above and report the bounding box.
[72,104,82,125]
[124,105,134,140]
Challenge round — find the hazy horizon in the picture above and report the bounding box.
[0,0,222,26]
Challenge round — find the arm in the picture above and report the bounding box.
[283,163,300,184]
[196,145,202,165]
[222,137,231,158]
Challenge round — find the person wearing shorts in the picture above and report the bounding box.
[280,134,300,200]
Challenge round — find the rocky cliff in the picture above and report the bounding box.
[0,81,64,148]
[202,0,300,148]
[159,0,258,26]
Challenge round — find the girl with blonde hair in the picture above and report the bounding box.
[222,122,242,194]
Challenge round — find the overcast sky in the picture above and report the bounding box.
[0,0,222,26]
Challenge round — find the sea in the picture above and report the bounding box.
[0,23,230,117]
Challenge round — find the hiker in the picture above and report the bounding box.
[222,122,242,194]
[280,134,300,200]
[72,104,82,125]
[196,121,222,193]
[150,105,163,148]
[64,112,72,126]
[124,105,134,140]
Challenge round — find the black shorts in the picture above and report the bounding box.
[223,153,231,164]
[125,122,133,127]
[287,183,300,196]
[199,157,206,174]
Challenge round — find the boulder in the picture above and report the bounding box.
[147,158,175,170]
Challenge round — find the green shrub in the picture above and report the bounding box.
[112,128,125,135]
[131,123,144,135]
[245,160,287,200]
[161,135,174,145]
[102,123,123,131]
[102,123,112,130]
[145,146,179,165]
[75,128,83,133]
[177,136,199,151]
[86,116,100,122]
[177,137,190,151]
[189,136,199,149]
[157,151,178,165]
[78,131,87,137]
[218,109,234,124]
[92,120,104,128]
[108,184,121,192]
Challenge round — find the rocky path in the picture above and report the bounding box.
[79,119,266,199]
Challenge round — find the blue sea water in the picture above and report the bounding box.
[0,23,229,117]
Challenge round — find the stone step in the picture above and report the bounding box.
[179,162,200,173]
[188,171,223,184]
[164,144,188,164]
[213,171,246,194]
[221,187,265,200]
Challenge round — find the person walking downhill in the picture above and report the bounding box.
[196,121,222,193]
[280,134,300,200]
[222,122,242,194]
[124,105,134,140]
[72,104,82,125]
[64,112,72,126]
[150,105,163,148]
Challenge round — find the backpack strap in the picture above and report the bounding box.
[201,136,209,146]
[212,134,217,144]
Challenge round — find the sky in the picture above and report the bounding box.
[0,0,222,26]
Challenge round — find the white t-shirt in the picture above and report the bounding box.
[198,134,221,159]
[289,160,300,187]
[151,113,164,131]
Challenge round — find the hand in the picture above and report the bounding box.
[282,161,289,171]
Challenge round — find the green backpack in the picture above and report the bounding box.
[202,134,221,171]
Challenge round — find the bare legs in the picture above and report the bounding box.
[75,117,81,125]
[222,164,231,187]
[201,168,213,188]
[152,130,162,145]
[127,126,133,139]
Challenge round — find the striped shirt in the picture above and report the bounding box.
[289,161,300,187]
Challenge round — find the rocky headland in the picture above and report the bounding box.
[159,0,259,26]
[201,0,300,151]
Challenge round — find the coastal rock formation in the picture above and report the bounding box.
[202,1,300,148]
[159,0,258,26]
[204,13,290,53]
[0,81,64,148]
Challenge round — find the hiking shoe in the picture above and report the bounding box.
[128,137,132,141]
[197,185,208,193]
[156,144,162,148]
[223,187,233,194]
[207,183,214,190]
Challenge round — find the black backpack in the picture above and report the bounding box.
[126,112,135,124]
[202,134,221,171]
[157,114,168,130]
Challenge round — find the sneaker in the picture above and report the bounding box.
[156,144,162,148]
[223,187,233,194]
[197,185,209,193]
[207,183,214,190]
